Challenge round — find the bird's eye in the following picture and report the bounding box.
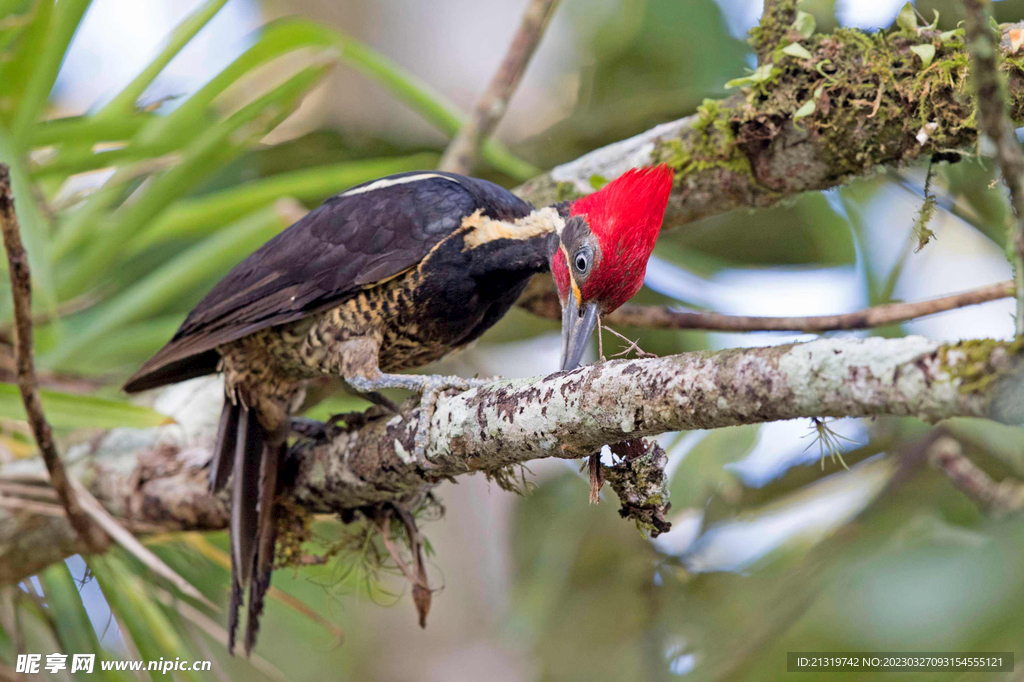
[573,249,590,273]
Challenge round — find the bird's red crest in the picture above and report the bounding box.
[567,164,673,311]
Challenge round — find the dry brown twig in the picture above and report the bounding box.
[962,0,1024,334]
[0,163,106,552]
[519,279,1014,332]
[374,506,432,628]
[438,0,560,174]
[603,324,656,359]
[393,505,432,628]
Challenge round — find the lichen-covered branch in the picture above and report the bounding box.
[2,335,1021,584]
[515,21,1024,229]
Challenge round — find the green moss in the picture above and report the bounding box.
[653,99,755,181]
[618,18,1024,217]
[731,20,995,176]
[747,0,799,56]
[273,496,314,569]
[554,180,580,202]
[939,338,1024,395]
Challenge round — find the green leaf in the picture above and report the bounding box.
[0,1,34,53]
[782,42,813,60]
[136,18,534,180]
[90,555,204,682]
[0,0,55,125]
[129,153,437,252]
[97,0,229,118]
[910,44,935,68]
[939,27,965,43]
[63,316,182,372]
[896,2,918,34]
[38,562,130,682]
[29,114,153,148]
[793,99,816,122]
[57,63,332,298]
[39,562,103,656]
[669,426,761,510]
[0,383,173,429]
[9,0,91,140]
[50,180,124,260]
[792,11,816,40]
[49,206,289,367]
[588,174,609,190]
[725,63,779,89]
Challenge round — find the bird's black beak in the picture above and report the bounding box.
[560,299,600,371]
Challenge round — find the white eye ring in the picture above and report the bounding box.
[574,251,589,272]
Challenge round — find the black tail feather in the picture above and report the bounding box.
[210,401,239,493]
[227,405,263,655]
[245,441,282,654]
[227,572,243,655]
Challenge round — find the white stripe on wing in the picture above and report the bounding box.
[341,173,461,197]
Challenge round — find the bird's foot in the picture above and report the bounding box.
[289,416,333,441]
[347,373,488,467]
[289,406,391,443]
[411,375,488,466]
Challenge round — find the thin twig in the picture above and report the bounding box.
[0,164,106,552]
[928,434,1024,517]
[603,325,656,359]
[0,494,70,517]
[587,453,602,505]
[375,507,432,628]
[962,0,1024,335]
[520,280,1014,332]
[438,0,560,174]
[393,504,432,628]
[0,480,59,501]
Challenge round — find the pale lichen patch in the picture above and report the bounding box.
[778,336,942,411]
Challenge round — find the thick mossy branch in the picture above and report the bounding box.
[517,21,1024,228]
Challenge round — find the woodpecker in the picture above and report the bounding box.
[123,165,672,654]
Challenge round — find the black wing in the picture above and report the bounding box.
[124,171,533,392]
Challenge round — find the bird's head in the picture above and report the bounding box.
[549,164,673,371]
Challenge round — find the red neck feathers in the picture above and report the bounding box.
[570,164,673,312]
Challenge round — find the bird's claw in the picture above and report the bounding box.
[346,372,488,468]
[409,376,488,468]
[290,406,392,443]
[289,416,333,441]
